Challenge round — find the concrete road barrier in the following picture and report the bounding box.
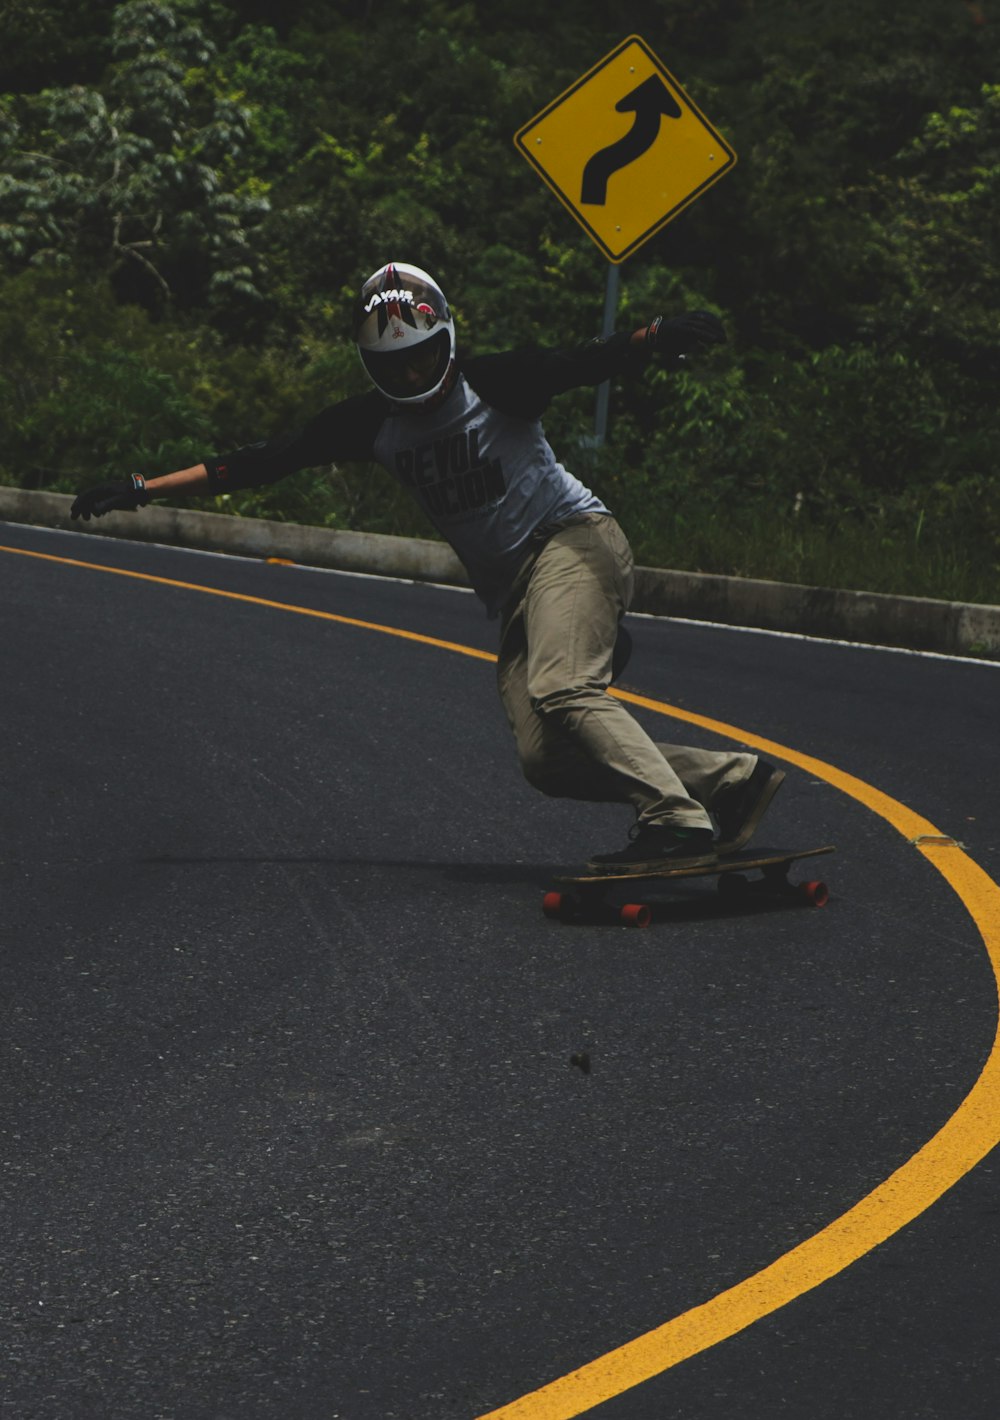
[2,486,998,659]
[0,487,467,586]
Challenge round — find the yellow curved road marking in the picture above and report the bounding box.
[5,541,1000,1417]
[480,717,1000,1417]
[0,543,496,662]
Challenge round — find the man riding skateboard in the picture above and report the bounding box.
[70,261,784,869]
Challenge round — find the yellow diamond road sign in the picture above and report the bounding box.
[514,35,737,264]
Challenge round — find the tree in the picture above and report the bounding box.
[0,0,268,312]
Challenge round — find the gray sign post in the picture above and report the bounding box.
[593,262,621,445]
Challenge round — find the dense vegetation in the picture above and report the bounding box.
[1,0,997,601]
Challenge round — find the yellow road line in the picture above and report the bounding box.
[479,843,1000,1418]
[0,543,496,663]
[6,540,1000,1417]
[481,735,1000,1416]
[612,688,941,842]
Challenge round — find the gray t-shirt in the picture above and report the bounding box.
[373,374,605,614]
[205,333,649,615]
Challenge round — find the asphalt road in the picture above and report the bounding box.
[2,520,999,1420]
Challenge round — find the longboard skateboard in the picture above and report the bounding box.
[543,845,835,928]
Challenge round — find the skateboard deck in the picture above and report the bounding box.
[543,845,835,928]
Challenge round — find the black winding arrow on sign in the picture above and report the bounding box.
[580,73,682,206]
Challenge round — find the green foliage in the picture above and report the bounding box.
[0,265,311,486]
[850,82,1000,367]
[0,0,998,604]
[0,1,268,315]
[0,0,114,93]
[0,268,205,482]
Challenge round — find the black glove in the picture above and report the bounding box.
[645,311,726,359]
[70,474,150,521]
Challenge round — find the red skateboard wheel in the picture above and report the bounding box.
[542,886,573,920]
[620,903,652,928]
[799,880,829,907]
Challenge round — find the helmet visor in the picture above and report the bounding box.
[360,327,452,401]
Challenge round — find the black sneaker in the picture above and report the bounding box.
[712,761,785,853]
[588,824,716,874]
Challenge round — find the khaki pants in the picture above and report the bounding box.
[497,514,755,832]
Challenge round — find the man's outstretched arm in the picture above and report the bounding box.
[464,311,726,418]
[69,390,386,521]
[69,463,209,521]
[146,464,210,496]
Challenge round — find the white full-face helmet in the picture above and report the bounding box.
[353,262,456,406]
